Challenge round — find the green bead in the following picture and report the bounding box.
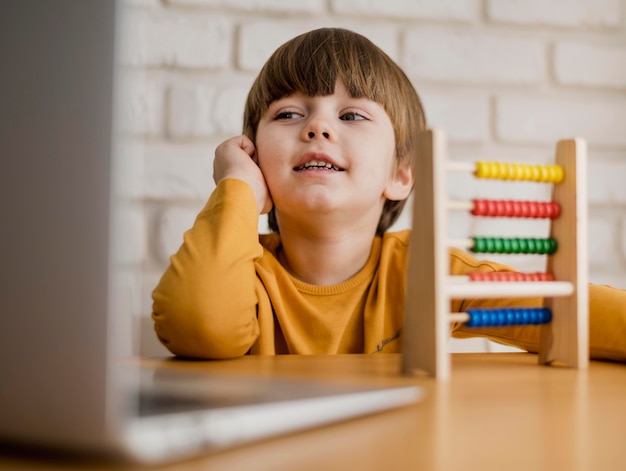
[548,238,557,254]
[494,238,504,253]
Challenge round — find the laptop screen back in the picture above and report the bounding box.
[0,0,123,446]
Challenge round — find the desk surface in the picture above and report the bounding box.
[2,353,625,471]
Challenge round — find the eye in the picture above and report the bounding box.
[340,111,366,121]
[275,111,303,120]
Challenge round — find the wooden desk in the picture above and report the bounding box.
[1,353,625,471]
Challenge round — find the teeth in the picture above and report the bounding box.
[297,160,339,170]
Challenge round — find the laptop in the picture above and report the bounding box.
[0,0,422,463]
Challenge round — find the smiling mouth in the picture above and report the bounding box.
[294,160,344,171]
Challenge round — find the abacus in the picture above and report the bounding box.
[402,128,588,379]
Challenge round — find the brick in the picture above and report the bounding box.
[113,202,146,265]
[555,42,626,89]
[419,90,490,143]
[487,0,622,28]
[239,23,316,72]
[588,159,626,204]
[496,96,626,147]
[166,0,325,13]
[114,138,146,199]
[213,87,249,134]
[588,218,615,267]
[142,142,217,200]
[116,70,164,135]
[402,30,546,84]
[331,0,478,21]
[166,83,250,138]
[121,12,231,68]
[157,205,203,262]
[238,22,398,71]
[167,83,217,138]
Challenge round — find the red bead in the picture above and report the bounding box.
[468,271,555,282]
[469,199,561,219]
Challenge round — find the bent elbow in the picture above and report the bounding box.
[151,308,259,360]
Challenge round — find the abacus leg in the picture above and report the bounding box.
[539,139,589,368]
[402,129,450,378]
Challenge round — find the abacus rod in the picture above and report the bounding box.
[448,239,474,250]
[447,200,474,211]
[448,313,470,323]
[446,161,475,172]
[445,278,574,299]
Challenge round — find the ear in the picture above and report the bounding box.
[383,161,413,201]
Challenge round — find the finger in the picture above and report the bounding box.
[237,135,256,158]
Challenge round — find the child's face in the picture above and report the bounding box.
[255,80,412,231]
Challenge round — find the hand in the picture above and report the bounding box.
[213,135,273,214]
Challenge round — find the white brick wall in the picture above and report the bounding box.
[122,12,232,68]
[331,0,480,21]
[496,96,626,146]
[555,42,626,88]
[117,0,626,355]
[402,30,546,84]
[141,142,216,200]
[419,91,490,142]
[238,22,399,71]
[167,0,326,14]
[486,0,622,28]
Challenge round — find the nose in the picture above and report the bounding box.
[307,131,330,139]
[303,115,333,141]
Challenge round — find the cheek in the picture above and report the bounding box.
[256,132,291,174]
[255,146,276,175]
[255,148,281,192]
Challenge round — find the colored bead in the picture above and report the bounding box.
[471,237,558,255]
[473,162,564,183]
[468,271,555,282]
[465,307,552,327]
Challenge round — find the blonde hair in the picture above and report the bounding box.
[243,27,426,234]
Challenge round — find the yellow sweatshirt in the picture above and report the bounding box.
[152,179,626,362]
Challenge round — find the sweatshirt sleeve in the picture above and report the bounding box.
[151,179,264,359]
[448,249,626,363]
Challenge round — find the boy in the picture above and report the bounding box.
[152,28,625,362]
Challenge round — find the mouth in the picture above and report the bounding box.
[294,160,343,171]
[293,153,345,172]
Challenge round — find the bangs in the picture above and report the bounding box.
[260,28,387,102]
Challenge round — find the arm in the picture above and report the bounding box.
[448,249,626,362]
[151,136,272,359]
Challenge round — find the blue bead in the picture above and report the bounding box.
[465,307,552,327]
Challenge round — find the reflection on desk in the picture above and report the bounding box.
[0,353,624,471]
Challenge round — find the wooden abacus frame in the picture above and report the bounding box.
[402,128,589,379]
